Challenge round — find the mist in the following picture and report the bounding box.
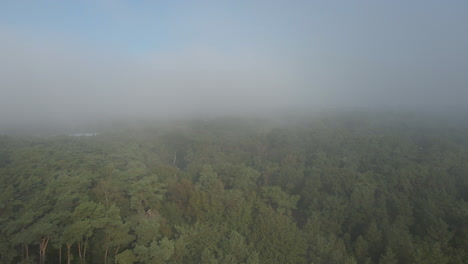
[1,0,468,134]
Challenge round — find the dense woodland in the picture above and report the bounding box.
[0,112,467,264]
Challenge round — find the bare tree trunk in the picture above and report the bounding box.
[114,244,120,259]
[104,234,110,264]
[25,243,29,259]
[66,243,71,264]
[104,246,109,264]
[39,236,49,264]
[59,244,62,264]
[77,241,82,261]
[83,237,88,261]
[39,244,43,264]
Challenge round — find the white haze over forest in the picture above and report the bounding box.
[1,0,467,132]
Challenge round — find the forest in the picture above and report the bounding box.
[0,112,467,264]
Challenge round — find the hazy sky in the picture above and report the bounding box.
[1,0,467,128]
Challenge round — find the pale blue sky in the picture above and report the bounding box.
[0,0,467,125]
[2,1,466,55]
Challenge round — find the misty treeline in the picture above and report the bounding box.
[0,113,467,264]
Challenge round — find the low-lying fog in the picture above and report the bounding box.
[1,1,467,134]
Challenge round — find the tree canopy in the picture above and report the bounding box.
[0,113,467,263]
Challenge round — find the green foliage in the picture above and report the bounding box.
[0,113,467,263]
[378,248,397,264]
[134,237,174,264]
[251,206,307,264]
[115,249,137,264]
[260,186,300,215]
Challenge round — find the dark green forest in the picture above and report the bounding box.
[1,113,467,264]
